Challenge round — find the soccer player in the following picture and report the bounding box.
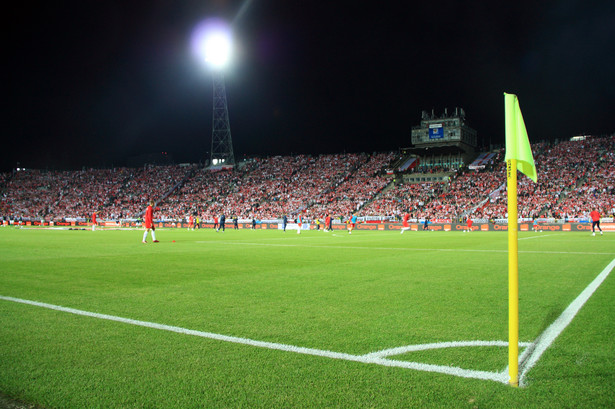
[590,209,603,236]
[92,211,98,231]
[188,215,194,230]
[142,201,159,243]
[218,214,226,232]
[348,213,357,234]
[324,213,331,232]
[213,215,219,230]
[282,214,288,232]
[297,214,302,234]
[465,217,473,232]
[400,213,410,234]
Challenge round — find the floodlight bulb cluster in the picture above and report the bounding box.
[204,34,232,68]
[191,18,233,69]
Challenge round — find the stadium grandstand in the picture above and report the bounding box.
[0,135,613,226]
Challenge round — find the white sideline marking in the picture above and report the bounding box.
[518,234,554,240]
[517,257,615,386]
[194,240,614,256]
[2,257,612,385]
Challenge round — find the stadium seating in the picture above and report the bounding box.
[1,135,613,223]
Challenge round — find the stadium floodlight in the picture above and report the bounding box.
[191,18,236,168]
[191,18,233,70]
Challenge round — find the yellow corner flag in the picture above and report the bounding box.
[504,93,537,183]
[504,92,537,387]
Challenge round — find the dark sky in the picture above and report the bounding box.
[5,0,614,172]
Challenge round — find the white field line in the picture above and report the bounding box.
[518,234,555,240]
[1,294,512,383]
[194,240,614,256]
[1,257,612,385]
[517,256,615,386]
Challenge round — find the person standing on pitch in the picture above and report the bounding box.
[296,214,303,234]
[218,214,226,232]
[400,213,410,234]
[142,201,159,243]
[92,210,98,231]
[590,209,603,236]
[282,214,288,232]
[325,213,332,232]
[348,213,358,234]
[465,217,473,232]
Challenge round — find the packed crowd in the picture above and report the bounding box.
[1,135,613,223]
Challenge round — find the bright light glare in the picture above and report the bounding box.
[191,18,233,69]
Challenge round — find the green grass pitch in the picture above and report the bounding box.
[1,227,614,408]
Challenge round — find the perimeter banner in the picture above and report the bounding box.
[13,221,615,232]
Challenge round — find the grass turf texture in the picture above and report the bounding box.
[0,227,613,408]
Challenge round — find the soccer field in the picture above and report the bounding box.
[1,227,614,408]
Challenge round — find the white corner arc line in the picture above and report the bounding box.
[366,340,533,359]
[1,295,510,383]
[518,257,615,386]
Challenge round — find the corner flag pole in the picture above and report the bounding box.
[504,92,537,387]
[507,158,519,387]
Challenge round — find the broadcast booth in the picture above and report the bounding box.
[397,108,478,183]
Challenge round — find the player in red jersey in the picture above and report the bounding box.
[142,201,159,243]
[465,218,473,232]
[324,214,331,232]
[590,209,603,236]
[188,215,194,230]
[400,213,410,234]
[92,211,98,231]
[348,213,357,234]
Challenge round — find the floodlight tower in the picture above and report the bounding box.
[191,19,236,167]
[210,71,235,167]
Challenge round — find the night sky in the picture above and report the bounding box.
[5,0,614,172]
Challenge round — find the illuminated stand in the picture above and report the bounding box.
[192,18,236,168]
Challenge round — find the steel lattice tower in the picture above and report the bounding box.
[210,72,235,167]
